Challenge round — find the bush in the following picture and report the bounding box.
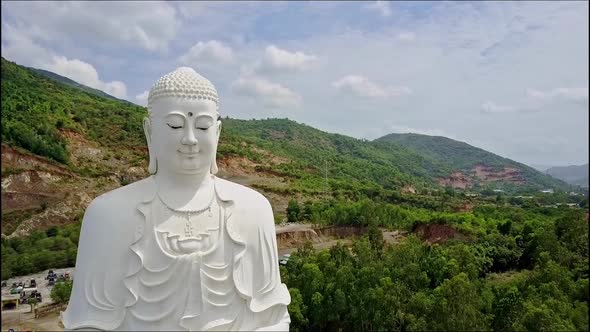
[50,280,73,304]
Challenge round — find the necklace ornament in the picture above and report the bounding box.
[157,192,215,237]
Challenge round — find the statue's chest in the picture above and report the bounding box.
[125,199,241,330]
[155,199,223,256]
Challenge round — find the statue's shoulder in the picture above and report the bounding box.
[214,176,272,211]
[215,178,270,209]
[84,177,154,222]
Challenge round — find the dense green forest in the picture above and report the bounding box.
[2,198,588,331]
[283,207,588,331]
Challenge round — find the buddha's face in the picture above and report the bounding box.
[146,97,220,175]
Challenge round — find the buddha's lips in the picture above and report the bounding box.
[178,150,199,156]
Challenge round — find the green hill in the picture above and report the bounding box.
[375,133,569,192]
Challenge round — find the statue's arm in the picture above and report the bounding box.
[61,197,126,330]
[247,196,291,330]
[254,305,290,331]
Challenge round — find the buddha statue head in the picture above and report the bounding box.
[144,67,221,176]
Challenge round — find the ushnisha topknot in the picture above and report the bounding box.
[147,67,219,111]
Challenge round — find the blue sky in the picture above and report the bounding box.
[1,1,588,166]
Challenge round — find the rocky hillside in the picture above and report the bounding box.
[0,57,571,237]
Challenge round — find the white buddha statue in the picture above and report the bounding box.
[61,67,291,331]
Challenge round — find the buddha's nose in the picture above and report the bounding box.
[181,127,198,145]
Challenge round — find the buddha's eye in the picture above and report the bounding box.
[167,123,183,129]
[195,121,213,131]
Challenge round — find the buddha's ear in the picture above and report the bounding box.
[216,120,222,139]
[143,117,157,174]
[211,119,221,175]
[143,117,152,143]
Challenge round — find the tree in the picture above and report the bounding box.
[367,222,384,256]
[28,298,38,313]
[50,280,73,303]
[288,288,308,331]
[287,199,301,223]
[431,273,490,331]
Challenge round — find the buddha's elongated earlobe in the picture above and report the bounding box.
[210,154,218,175]
[143,117,157,174]
[210,120,221,175]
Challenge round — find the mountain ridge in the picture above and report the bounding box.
[0,56,573,237]
[374,133,568,191]
[25,66,133,105]
[545,163,589,188]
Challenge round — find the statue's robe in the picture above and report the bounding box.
[61,176,291,331]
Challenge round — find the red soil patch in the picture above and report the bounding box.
[474,165,525,184]
[412,223,470,244]
[438,171,471,189]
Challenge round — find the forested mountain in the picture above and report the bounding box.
[375,133,569,191]
[1,57,568,195]
[546,164,589,188]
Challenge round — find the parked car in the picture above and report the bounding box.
[47,277,55,286]
[10,286,23,294]
[46,270,56,280]
[279,254,291,266]
[1,281,6,287]
[29,279,36,288]
[20,290,42,304]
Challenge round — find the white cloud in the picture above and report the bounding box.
[397,32,416,42]
[364,1,392,17]
[231,76,301,108]
[179,40,235,66]
[481,101,518,113]
[2,1,179,52]
[135,90,149,106]
[262,45,317,71]
[484,86,589,115]
[47,56,127,99]
[332,75,412,99]
[527,87,588,102]
[1,23,128,100]
[0,23,53,68]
